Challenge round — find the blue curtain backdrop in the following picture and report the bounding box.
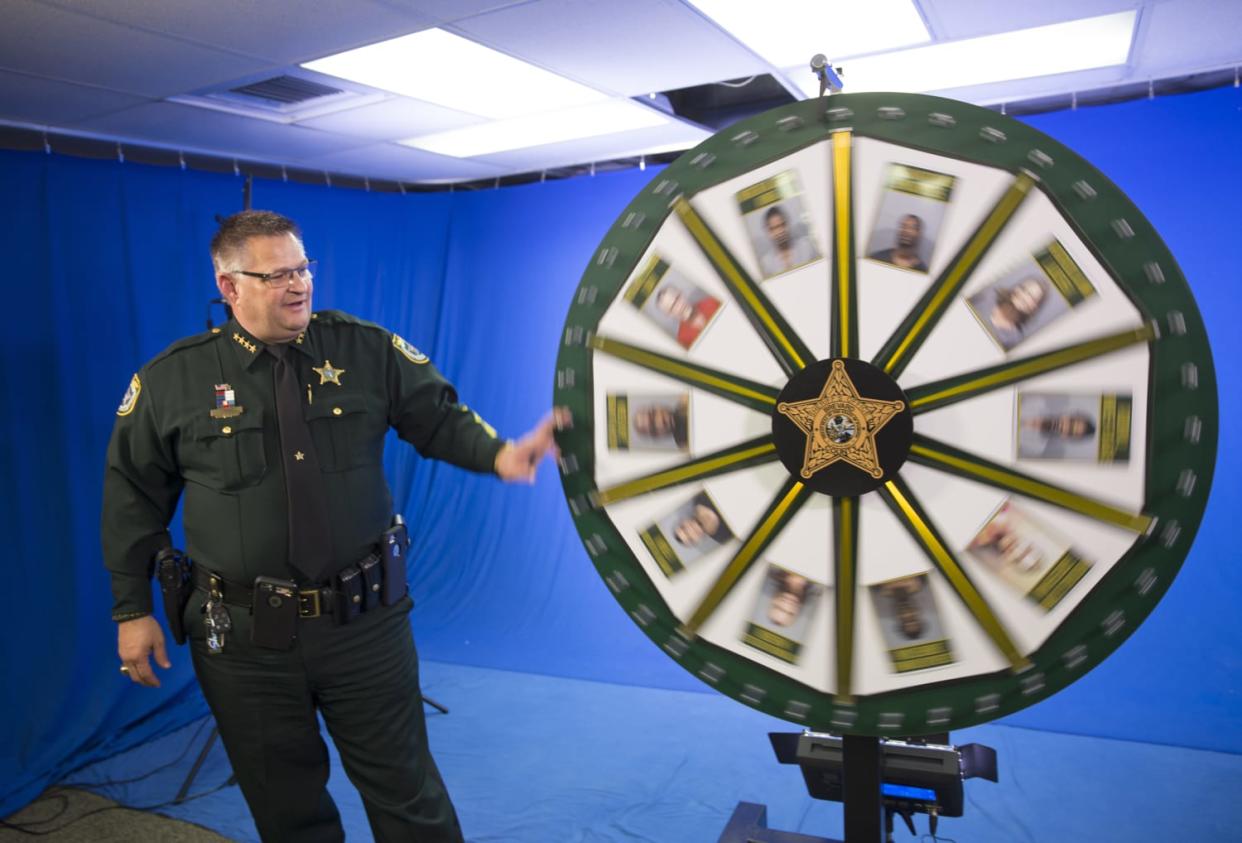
[1,85,1238,817]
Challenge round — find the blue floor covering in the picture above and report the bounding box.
[67,660,1242,842]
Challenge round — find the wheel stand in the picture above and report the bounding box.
[717,735,883,843]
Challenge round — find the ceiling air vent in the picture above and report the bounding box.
[229,75,343,106]
[169,72,386,124]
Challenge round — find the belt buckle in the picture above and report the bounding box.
[298,588,322,618]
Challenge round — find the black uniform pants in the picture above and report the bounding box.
[188,593,463,843]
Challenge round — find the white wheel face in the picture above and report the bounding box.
[556,93,1216,734]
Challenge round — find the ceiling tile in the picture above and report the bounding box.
[473,119,709,173]
[1,1,274,97]
[73,102,373,162]
[922,0,1137,40]
[1137,0,1242,76]
[374,0,533,24]
[0,70,148,125]
[453,0,770,96]
[44,0,552,65]
[297,96,483,141]
[300,142,508,182]
[34,0,437,66]
[927,64,1131,106]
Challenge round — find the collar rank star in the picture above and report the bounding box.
[312,360,345,386]
[232,332,257,354]
[210,383,244,419]
[778,360,904,480]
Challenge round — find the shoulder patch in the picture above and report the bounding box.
[392,334,429,365]
[117,374,141,416]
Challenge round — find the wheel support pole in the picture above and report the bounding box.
[842,734,883,843]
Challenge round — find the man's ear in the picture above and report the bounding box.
[216,272,238,304]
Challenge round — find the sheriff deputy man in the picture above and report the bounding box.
[102,209,560,843]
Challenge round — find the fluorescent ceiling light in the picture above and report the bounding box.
[792,11,1137,97]
[399,100,671,158]
[688,0,929,67]
[303,29,608,119]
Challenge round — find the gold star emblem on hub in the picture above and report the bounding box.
[777,360,905,479]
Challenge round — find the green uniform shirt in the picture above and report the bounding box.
[101,310,504,620]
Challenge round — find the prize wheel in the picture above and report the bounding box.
[553,93,1216,735]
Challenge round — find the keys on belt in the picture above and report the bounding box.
[203,574,232,655]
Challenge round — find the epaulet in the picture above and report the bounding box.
[313,309,429,364]
[311,309,386,333]
[147,326,226,368]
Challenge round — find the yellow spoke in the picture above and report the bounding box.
[907,324,1156,414]
[674,198,813,375]
[909,435,1153,533]
[683,481,811,633]
[594,436,777,507]
[833,495,858,701]
[874,171,1036,378]
[880,478,1030,671]
[831,130,857,359]
[590,334,778,413]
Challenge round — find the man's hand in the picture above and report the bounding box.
[118,615,171,688]
[494,408,570,483]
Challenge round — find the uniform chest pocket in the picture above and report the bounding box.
[305,393,382,472]
[187,410,269,491]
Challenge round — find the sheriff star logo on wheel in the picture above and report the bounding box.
[777,360,904,479]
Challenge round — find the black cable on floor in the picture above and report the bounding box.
[60,717,212,789]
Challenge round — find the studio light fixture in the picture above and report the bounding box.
[303,28,609,119]
[687,0,930,68]
[791,10,1138,98]
[398,99,675,158]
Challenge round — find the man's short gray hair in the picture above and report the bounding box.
[210,210,302,273]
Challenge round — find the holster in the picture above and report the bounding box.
[380,517,410,607]
[156,547,193,645]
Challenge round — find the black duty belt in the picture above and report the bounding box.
[192,565,338,618]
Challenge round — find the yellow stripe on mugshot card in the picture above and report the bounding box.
[1037,561,1091,611]
[736,171,801,213]
[885,164,955,202]
[1098,394,1132,462]
[1028,551,1083,603]
[640,526,682,577]
[622,255,670,308]
[606,394,629,451]
[742,624,800,663]
[893,639,953,672]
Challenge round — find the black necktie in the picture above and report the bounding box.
[269,344,333,581]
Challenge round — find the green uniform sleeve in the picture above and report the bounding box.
[101,370,184,620]
[385,333,505,474]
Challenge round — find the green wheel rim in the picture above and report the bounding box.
[553,92,1216,735]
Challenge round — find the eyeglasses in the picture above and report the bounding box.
[231,260,317,287]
